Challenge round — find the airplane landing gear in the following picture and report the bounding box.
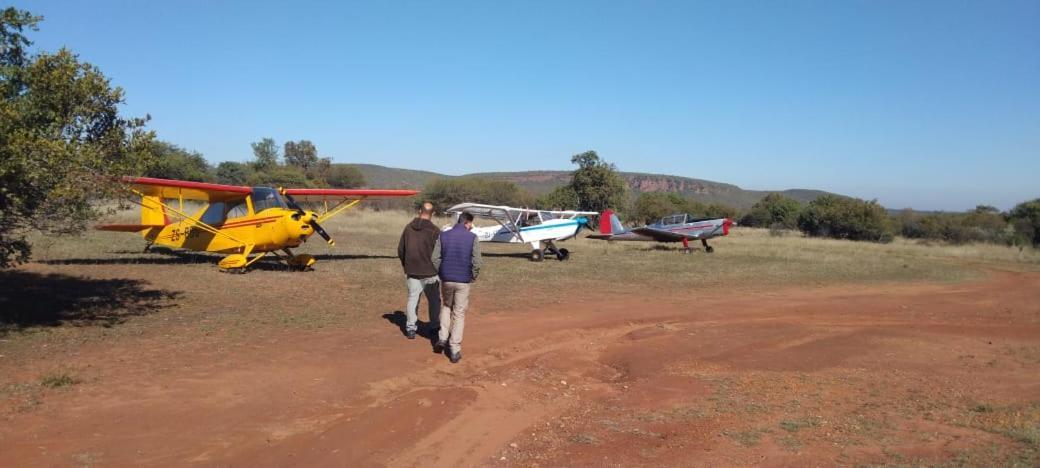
[545,241,570,261]
[282,248,316,271]
[531,242,571,261]
[702,239,714,253]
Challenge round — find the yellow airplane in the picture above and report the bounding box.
[97,177,417,272]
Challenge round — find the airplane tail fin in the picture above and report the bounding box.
[599,209,625,235]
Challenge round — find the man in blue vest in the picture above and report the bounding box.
[432,212,483,363]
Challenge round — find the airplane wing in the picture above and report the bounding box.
[283,188,418,223]
[539,209,599,219]
[445,203,522,239]
[281,188,418,203]
[123,177,252,201]
[631,226,691,242]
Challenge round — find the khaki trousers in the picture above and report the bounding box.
[438,282,471,353]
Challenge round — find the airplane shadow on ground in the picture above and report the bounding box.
[0,270,181,334]
[38,249,397,270]
[481,252,534,259]
[313,254,397,261]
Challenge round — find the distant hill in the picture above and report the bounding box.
[348,164,837,209]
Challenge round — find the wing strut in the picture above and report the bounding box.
[127,188,250,250]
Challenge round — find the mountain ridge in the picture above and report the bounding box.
[347,163,838,209]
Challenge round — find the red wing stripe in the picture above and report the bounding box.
[125,177,252,194]
[219,216,283,229]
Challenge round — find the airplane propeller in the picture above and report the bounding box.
[281,190,336,246]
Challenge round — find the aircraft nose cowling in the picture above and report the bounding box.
[723,218,734,235]
[286,212,313,240]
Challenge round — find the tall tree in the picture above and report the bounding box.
[283,140,319,170]
[1009,199,1040,247]
[250,138,279,170]
[143,141,212,182]
[0,8,156,267]
[567,150,628,212]
[215,161,252,185]
[323,164,365,188]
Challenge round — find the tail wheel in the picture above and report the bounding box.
[530,249,544,262]
[556,248,570,261]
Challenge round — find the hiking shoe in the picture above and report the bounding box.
[449,351,462,364]
[405,330,416,340]
[433,340,446,354]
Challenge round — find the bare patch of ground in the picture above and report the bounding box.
[1,267,1038,466]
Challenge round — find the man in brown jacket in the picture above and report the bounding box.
[397,202,441,339]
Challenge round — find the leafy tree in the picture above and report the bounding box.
[143,141,212,182]
[0,8,155,267]
[633,192,687,224]
[283,140,319,170]
[307,156,332,182]
[741,193,802,229]
[703,203,740,220]
[247,165,310,188]
[568,150,628,212]
[421,177,533,209]
[215,161,252,185]
[797,195,893,242]
[536,186,580,210]
[632,192,738,224]
[250,138,279,170]
[897,206,1012,245]
[1009,198,1040,247]
[324,164,366,188]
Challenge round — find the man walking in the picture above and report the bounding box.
[397,202,441,339]
[433,212,482,363]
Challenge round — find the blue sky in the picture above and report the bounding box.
[24,1,1040,210]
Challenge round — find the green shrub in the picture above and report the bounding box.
[420,177,533,210]
[797,195,893,242]
[741,193,802,229]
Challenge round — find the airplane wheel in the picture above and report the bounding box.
[556,248,570,261]
[530,249,544,262]
[705,246,714,253]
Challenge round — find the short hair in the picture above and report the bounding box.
[459,212,474,223]
[419,202,434,215]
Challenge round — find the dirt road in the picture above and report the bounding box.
[2,270,1039,466]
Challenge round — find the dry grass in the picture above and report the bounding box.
[5,207,1037,353]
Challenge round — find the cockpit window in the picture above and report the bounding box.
[200,202,226,226]
[226,200,249,219]
[518,211,541,227]
[660,214,689,225]
[250,187,287,213]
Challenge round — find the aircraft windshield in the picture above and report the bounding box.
[660,214,690,225]
[250,187,287,213]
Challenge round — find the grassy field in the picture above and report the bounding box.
[3,207,1036,352]
[12,208,1040,312]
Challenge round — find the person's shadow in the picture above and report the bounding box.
[381,311,443,353]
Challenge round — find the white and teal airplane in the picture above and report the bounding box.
[445,203,597,262]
